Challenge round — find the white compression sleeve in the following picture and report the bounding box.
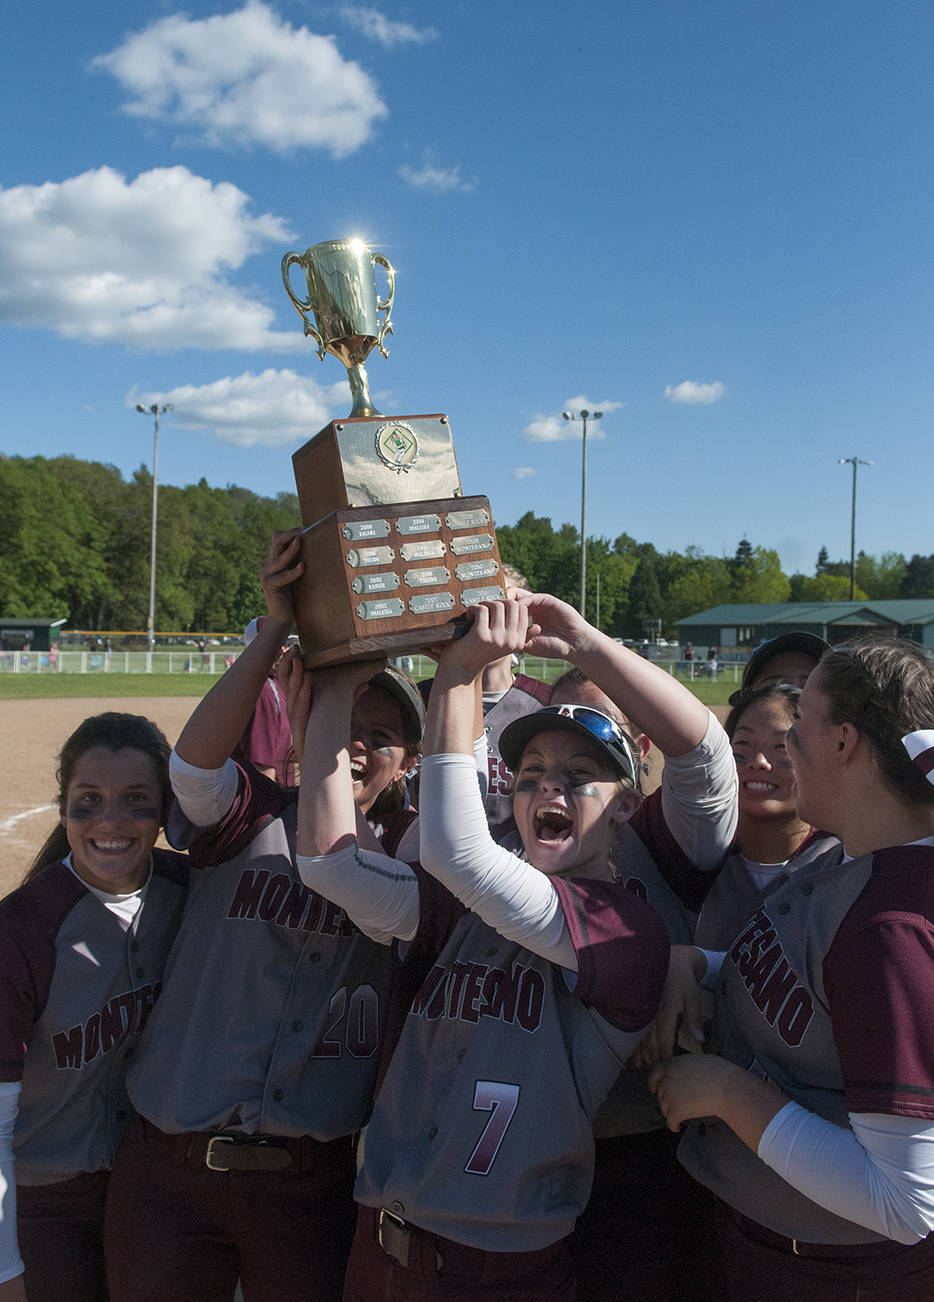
[661,711,738,871]
[297,844,420,945]
[419,752,576,969]
[758,1102,934,1243]
[169,751,239,827]
[0,1081,23,1284]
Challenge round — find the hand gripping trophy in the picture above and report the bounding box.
[282,237,506,667]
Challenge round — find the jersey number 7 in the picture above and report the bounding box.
[464,1080,520,1175]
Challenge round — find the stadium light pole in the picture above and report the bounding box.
[838,456,873,599]
[136,403,173,653]
[562,408,602,616]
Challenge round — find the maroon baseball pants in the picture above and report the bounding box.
[17,1170,110,1302]
[104,1117,357,1302]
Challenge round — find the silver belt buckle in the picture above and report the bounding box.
[206,1135,235,1171]
[378,1209,411,1268]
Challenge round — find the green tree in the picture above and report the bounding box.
[900,554,934,599]
[854,551,907,600]
[797,573,867,602]
[731,546,790,604]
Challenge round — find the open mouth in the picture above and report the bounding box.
[533,803,574,844]
[350,760,367,785]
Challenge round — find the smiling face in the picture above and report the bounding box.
[513,730,631,880]
[731,696,798,821]
[349,686,409,815]
[61,747,162,893]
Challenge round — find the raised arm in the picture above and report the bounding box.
[174,531,302,769]
[514,590,708,757]
[295,660,420,945]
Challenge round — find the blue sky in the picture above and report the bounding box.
[2,0,932,578]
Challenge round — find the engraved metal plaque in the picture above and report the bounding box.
[346,545,395,568]
[449,534,493,556]
[352,572,400,594]
[455,559,500,582]
[356,598,405,620]
[410,593,455,614]
[342,518,390,542]
[461,586,505,605]
[446,508,490,530]
[400,540,446,562]
[395,513,441,535]
[404,566,450,588]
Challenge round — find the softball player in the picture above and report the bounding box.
[103,533,425,1302]
[296,595,674,1300]
[694,684,840,950]
[649,636,934,1301]
[0,713,188,1302]
[543,660,737,1300]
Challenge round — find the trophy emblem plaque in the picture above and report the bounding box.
[282,238,506,666]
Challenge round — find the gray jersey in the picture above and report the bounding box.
[694,831,842,950]
[679,845,934,1244]
[0,854,187,1186]
[355,869,668,1252]
[127,771,397,1139]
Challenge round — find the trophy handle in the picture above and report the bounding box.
[372,253,395,359]
[281,252,326,360]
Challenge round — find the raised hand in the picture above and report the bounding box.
[261,529,304,631]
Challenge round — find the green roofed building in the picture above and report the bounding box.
[675,602,934,654]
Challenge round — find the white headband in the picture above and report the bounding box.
[902,730,934,784]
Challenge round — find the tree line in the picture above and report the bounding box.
[2,455,932,638]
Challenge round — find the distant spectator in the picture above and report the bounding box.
[684,641,694,662]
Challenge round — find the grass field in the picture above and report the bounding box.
[0,663,739,707]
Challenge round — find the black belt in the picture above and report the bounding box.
[136,1116,355,1173]
[732,1209,897,1259]
[378,1209,443,1271]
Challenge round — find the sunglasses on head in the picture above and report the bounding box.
[537,705,638,785]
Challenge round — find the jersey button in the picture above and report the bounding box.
[291,1020,303,1033]
[135,966,145,978]
[130,941,140,953]
[427,1126,437,1140]
[800,882,814,895]
[273,1089,284,1102]
[309,953,321,964]
[777,903,791,915]
[391,1201,405,1216]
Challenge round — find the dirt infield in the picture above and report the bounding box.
[0,698,199,898]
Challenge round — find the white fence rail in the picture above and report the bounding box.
[0,649,746,684]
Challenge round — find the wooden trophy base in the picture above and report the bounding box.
[291,495,506,667]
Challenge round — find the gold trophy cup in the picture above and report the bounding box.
[281,237,505,667]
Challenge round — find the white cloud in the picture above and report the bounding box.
[399,152,476,193]
[341,7,440,47]
[664,380,726,405]
[513,466,535,480]
[0,166,301,351]
[523,396,623,442]
[91,1,387,157]
[130,369,350,448]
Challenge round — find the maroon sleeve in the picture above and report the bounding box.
[169,762,293,866]
[552,876,669,1031]
[824,846,934,1120]
[512,674,552,705]
[627,788,713,911]
[231,679,291,777]
[0,865,84,1081]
